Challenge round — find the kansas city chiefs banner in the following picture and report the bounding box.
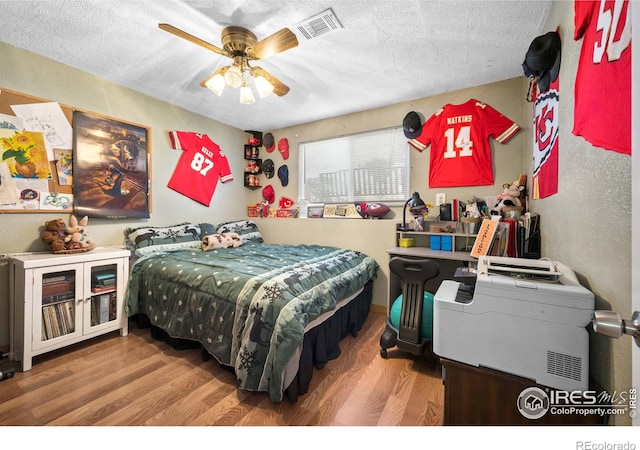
[532,75,559,199]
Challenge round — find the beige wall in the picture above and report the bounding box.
[0,0,633,425]
[525,1,632,426]
[252,76,527,316]
[0,41,527,348]
[0,42,247,353]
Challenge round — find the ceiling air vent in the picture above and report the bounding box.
[294,8,343,40]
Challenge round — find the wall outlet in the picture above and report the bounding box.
[435,193,446,206]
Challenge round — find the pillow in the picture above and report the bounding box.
[135,240,202,257]
[216,220,263,243]
[201,232,242,251]
[198,222,218,239]
[125,222,202,249]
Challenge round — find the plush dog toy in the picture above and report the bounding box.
[64,215,93,249]
[201,232,242,250]
[41,218,69,252]
[490,183,525,216]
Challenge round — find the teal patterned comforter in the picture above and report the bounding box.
[125,242,379,402]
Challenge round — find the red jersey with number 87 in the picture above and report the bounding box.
[408,99,520,187]
[167,131,233,206]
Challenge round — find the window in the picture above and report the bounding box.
[299,126,409,204]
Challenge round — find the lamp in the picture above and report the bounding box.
[254,74,275,98]
[224,57,244,89]
[204,72,226,96]
[398,192,427,231]
[240,80,256,104]
[202,58,275,104]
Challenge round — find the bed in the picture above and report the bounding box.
[124,220,379,402]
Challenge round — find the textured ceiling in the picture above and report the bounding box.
[0,0,552,131]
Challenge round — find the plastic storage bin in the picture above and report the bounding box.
[441,235,453,251]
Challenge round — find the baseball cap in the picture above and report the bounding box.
[278,138,289,159]
[278,164,289,187]
[262,159,275,178]
[262,184,275,204]
[263,132,275,152]
[403,111,422,139]
[245,130,262,146]
[522,31,561,93]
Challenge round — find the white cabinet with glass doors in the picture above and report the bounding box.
[9,248,130,371]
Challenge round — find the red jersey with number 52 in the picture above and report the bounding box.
[408,99,520,187]
[573,0,630,155]
[167,131,233,206]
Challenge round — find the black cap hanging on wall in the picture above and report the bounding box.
[402,111,422,139]
[262,159,275,178]
[522,30,561,95]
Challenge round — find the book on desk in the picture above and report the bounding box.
[470,214,540,259]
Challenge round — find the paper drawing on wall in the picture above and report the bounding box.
[54,148,73,185]
[40,192,73,210]
[73,110,150,219]
[0,162,20,204]
[0,129,52,179]
[10,102,73,156]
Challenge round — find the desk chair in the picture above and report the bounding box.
[380,256,440,359]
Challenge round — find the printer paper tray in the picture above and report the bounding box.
[479,256,561,281]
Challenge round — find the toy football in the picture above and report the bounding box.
[364,202,390,218]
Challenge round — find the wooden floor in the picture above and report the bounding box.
[0,310,444,426]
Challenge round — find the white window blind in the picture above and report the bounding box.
[299,126,409,204]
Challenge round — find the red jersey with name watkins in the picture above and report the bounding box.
[167,131,234,206]
[408,99,521,187]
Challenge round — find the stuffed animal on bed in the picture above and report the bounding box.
[201,232,242,250]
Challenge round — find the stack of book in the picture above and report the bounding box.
[42,272,75,305]
[91,270,116,293]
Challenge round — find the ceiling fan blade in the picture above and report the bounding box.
[248,28,298,60]
[199,66,229,88]
[159,23,227,56]
[251,66,290,96]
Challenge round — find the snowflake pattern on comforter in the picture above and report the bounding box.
[125,242,379,402]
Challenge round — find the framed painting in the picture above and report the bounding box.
[73,111,150,218]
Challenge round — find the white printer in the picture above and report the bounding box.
[433,256,594,392]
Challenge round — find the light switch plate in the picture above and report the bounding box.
[435,193,446,206]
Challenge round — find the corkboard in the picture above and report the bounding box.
[0,87,151,214]
[0,88,73,212]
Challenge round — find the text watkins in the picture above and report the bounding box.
[446,114,473,125]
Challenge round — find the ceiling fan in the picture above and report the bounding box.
[159,23,299,103]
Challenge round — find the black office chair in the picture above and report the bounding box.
[379,256,440,359]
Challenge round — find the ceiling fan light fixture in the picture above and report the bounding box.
[161,22,297,103]
[224,64,243,89]
[240,81,255,104]
[254,75,274,98]
[204,73,226,96]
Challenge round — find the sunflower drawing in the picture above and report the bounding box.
[1,130,51,178]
